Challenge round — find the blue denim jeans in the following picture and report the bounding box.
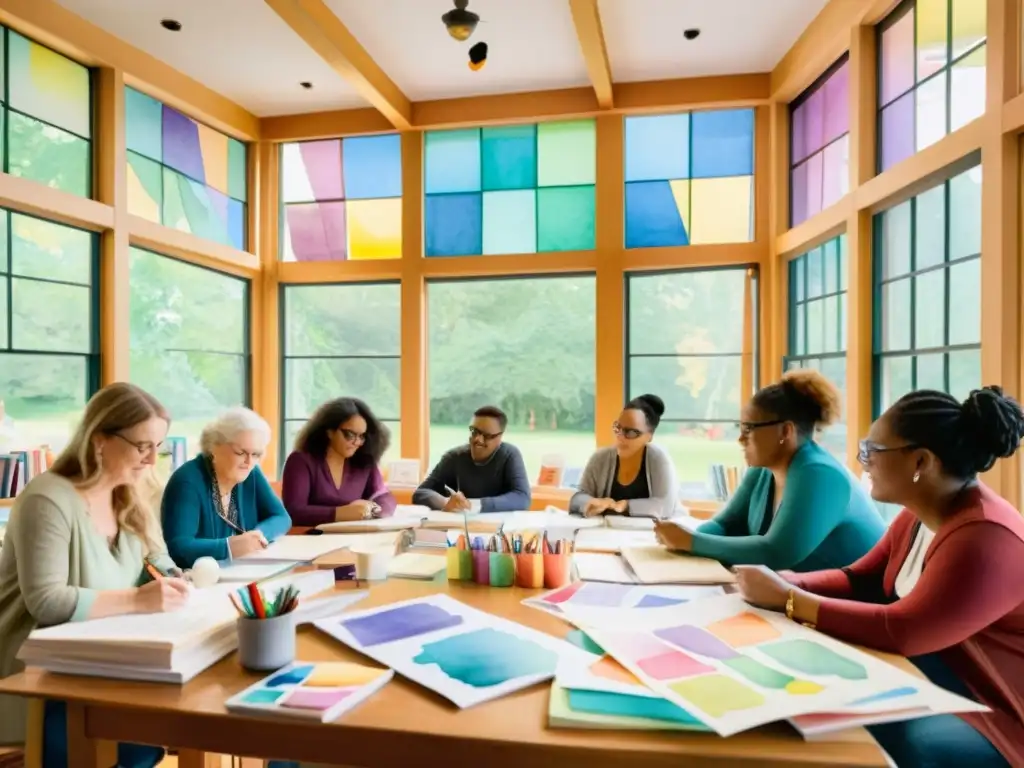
[43,700,164,768]
[866,654,1008,767]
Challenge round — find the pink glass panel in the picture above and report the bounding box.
[806,153,824,219]
[791,161,809,226]
[299,140,344,201]
[880,92,915,171]
[821,136,849,209]
[792,102,808,165]
[803,89,825,160]
[284,202,347,261]
[823,61,850,144]
[880,10,915,105]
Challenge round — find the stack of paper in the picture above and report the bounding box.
[620,546,735,584]
[18,570,358,684]
[242,533,399,563]
[387,552,447,580]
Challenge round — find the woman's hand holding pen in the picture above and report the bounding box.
[134,577,190,613]
[228,530,268,558]
[443,491,471,512]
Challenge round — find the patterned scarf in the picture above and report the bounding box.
[207,456,243,532]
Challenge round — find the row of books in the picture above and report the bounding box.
[1,447,54,498]
[708,463,746,501]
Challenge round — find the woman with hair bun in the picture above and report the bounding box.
[656,370,884,570]
[734,386,1024,766]
[570,394,678,519]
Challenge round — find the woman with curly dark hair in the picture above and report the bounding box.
[281,397,396,525]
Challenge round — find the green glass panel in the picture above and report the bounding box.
[882,277,911,351]
[823,238,838,294]
[162,167,189,234]
[127,151,163,223]
[0,211,7,274]
[482,190,536,255]
[881,201,912,278]
[916,353,945,391]
[228,138,247,202]
[11,277,91,353]
[838,234,849,290]
[125,87,163,162]
[948,348,981,401]
[806,247,824,298]
[537,185,595,252]
[824,295,839,353]
[949,168,981,260]
[537,120,595,187]
[424,129,481,193]
[7,112,90,197]
[481,125,536,191]
[11,213,92,284]
[163,168,223,244]
[914,269,945,349]
[0,277,7,349]
[914,185,945,270]
[793,255,805,301]
[947,258,981,346]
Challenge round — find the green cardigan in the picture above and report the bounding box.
[691,441,885,572]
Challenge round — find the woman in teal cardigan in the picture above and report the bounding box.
[161,407,291,568]
[656,370,884,571]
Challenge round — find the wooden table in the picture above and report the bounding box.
[0,580,892,768]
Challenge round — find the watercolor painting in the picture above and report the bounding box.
[315,593,596,708]
[561,594,988,737]
[225,661,393,722]
[523,583,724,617]
[549,681,712,732]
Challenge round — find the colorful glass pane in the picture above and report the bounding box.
[916,0,948,81]
[880,9,915,105]
[279,134,402,261]
[125,87,162,162]
[424,119,595,255]
[950,45,986,131]
[7,31,91,139]
[127,151,162,223]
[7,112,90,197]
[625,114,689,183]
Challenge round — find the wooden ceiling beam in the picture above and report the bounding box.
[569,0,614,109]
[264,0,412,130]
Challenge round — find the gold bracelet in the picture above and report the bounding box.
[786,589,817,630]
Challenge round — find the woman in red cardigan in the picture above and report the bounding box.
[735,386,1024,767]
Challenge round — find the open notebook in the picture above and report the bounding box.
[18,570,363,684]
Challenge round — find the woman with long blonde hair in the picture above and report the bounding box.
[0,382,188,768]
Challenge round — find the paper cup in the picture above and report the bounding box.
[352,546,393,581]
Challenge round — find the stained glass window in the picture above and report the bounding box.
[0,29,92,197]
[281,283,401,464]
[624,109,754,248]
[0,211,98,451]
[125,87,248,251]
[280,136,402,262]
[877,0,986,172]
[786,235,848,458]
[874,167,981,414]
[424,121,596,256]
[128,248,249,456]
[790,58,850,227]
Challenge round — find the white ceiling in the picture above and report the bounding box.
[599,0,830,82]
[325,0,591,101]
[53,0,830,116]
[54,0,369,116]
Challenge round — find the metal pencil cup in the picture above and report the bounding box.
[237,612,296,672]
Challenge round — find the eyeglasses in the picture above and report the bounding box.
[469,426,503,442]
[612,422,646,440]
[230,445,265,462]
[735,419,784,438]
[339,428,367,444]
[857,439,918,466]
[113,433,161,457]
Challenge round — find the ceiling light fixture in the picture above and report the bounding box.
[683,28,701,40]
[300,81,313,90]
[160,19,182,32]
[442,0,479,41]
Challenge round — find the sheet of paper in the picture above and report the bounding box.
[317,517,418,533]
[620,546,735,584]
[574,528,658,553]
[524,583,725,617]
[574,553,638,583]
[314,593,596,709]
[217,561,296,582]
[604,515,656,530]
[242,535,363,562]
[388,552,446,579]
[548,681,708,731]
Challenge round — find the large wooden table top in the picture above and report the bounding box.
[0,579,892,768]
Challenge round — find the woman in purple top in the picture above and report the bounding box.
[281,398,397,526]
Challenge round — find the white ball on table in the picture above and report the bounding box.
[189,556,220,588]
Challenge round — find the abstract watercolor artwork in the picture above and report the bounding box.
[624,109,754,248]
[423,120,596,256]
[523,582,724,617]
[548,681,710,732]
[315,594,595,708]
[225,661,393,722]
[563,594,986,736]
[125,87,247,250]
[280,135,402,261]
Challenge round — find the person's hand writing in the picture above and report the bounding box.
[335,500,374,521]
[134,577,190,613]
[733,565,792,611]
[443,492,471,513]
[610,499,629,515]
[654,520,693,551]
[584,498,614,517]
[228,530,267,558]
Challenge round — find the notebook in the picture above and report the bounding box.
[386,552,446,580]
[226,661,393,722]
[241,534,397,562]
[620,546,735,584]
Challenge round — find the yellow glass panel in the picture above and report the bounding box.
[951,0,986,59]
[668,179,691,237]
[347,198,402,260]
[126,161,160,222]
[690,177,753,244]
[197,123,229,195]
[916,0,948,81]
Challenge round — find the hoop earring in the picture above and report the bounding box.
[778,439,785,445]
[912,471,920,483]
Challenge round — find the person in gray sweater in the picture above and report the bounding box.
[570,394,679,519]
[413,405,532,513]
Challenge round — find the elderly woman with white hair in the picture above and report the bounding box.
[161,407,291,569]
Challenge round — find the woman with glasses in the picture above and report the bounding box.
[734,386,1024,767]
[656,370,884,570]
[570,394,678,518]
[161,407,291,568]
[0,383,185,768]
[280,397,396,526]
